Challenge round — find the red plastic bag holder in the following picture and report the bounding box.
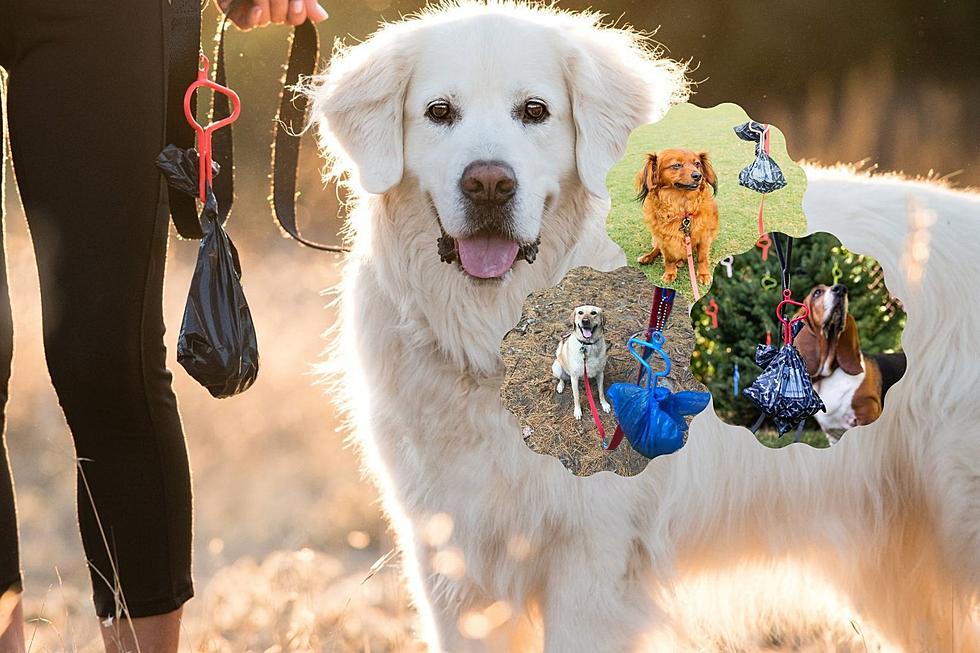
[182,54,241,203]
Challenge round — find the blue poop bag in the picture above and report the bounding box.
[607,334,710,459]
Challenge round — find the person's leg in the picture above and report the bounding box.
[0,11,24,650]
[4,0,192,643]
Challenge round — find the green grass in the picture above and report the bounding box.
[755,429,830,449]
[605,103,808,301]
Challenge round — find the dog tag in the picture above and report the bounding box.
[720,255,734,278]
[704,299,719,329]
[756,234,771,261]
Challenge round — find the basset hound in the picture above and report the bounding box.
[794,284,907,444]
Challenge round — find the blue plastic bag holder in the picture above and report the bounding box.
[606,333,710,459]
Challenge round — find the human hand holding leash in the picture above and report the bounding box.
[216,0,328,30]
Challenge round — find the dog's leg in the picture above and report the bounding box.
[695,240,712,285]
[637,244,661,266]
[570,375,583,420]
[661,256,679,283]
[597,369,611,413]
[552,360,566,394]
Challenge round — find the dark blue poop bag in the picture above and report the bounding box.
[606,334,710,459]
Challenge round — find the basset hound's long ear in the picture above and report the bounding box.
[793,321,822,378]
[564,23,688,198]
[307,25,414,194]
[698,151,718,195]
[836,314,864,375]
[634,154,658,202]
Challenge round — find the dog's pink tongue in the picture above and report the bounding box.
[456,235,519,279]
[581,327,593,339]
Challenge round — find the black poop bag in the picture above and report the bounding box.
[743,322,824,435]
[734,121,787,194]
[156,144,259,398]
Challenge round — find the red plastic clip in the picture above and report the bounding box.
[756,233,771,261]
[183,54,241,203]
[775,289,808,345]
[704,298,719,329]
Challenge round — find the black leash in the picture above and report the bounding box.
[165,1,348,252]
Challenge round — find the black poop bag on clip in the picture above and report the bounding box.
[734,121,787,194]
[743,321,824,435]
[156,144,259,398]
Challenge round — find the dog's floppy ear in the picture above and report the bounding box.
[569,308,578,327]
[793,321,822,378]
[793,299,823,378]
[698,151,718,195]
[835,314,864,375]
[307,27,412,194]
[634,153,658,203]
[564,24,687,198]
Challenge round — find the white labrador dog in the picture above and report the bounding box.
[309,3,980,651]
[553,305,610,420]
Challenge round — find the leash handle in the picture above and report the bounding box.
[272,21,348,253]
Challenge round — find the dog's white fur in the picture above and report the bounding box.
[310,3,980,651]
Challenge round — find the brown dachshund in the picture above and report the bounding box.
[635,148,719,285]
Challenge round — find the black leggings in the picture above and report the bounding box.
[0,1,193,618]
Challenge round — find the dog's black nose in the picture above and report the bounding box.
[832,284,848,296]
[460,161,517,205]
[691,171,702,181]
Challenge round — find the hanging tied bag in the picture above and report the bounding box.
[157,52,258,398]
[606,332,710,459]
[158,6,341,397]
[734,121,787,241]
[743,233,825,437]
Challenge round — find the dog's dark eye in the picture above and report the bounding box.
[425,101,454,123]
[672,163,682,169]
[577,310,583,315]
[814,289,823,297]
[590,311,597,315]
[694,161,702,168]
[521,99,549,123]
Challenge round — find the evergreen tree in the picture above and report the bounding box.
[692,231,905,426]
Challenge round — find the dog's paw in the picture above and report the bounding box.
[601,400,611,413]
[637,253,654,265]
[662,270,677,283]
[697,272,711,285]
[574,407,583,420]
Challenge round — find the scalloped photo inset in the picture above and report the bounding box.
[605,103,807,301]
[691,232,907,448]
[500,266,707,477]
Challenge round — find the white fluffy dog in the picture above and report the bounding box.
[309,2,980,651]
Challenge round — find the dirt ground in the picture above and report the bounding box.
[500,266,706,477]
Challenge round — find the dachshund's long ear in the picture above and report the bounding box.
[635,154,658,202]
[698,151,718,194]
[793,322,822,378]
[564,24,688,198]
[836,314,864,375]
[307,26,413,194]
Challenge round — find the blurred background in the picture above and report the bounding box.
[2,1,976,650]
